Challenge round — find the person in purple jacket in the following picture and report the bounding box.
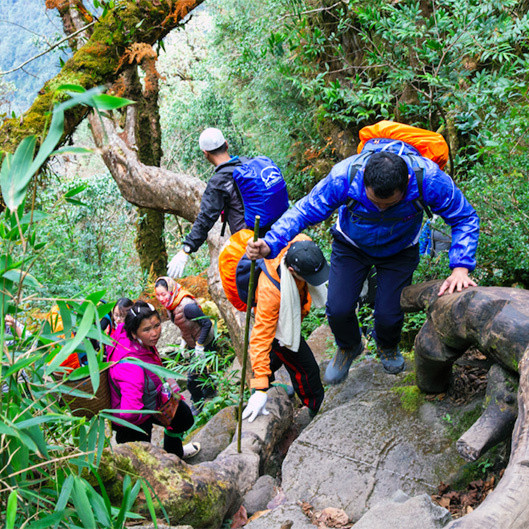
[107,300,200,459]
[247,146,479,383]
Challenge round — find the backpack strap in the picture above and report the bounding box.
[413,168,433,219]
[346,162,363,213]
[260,262,281,291]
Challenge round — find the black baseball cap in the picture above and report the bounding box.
[285,240,330,286]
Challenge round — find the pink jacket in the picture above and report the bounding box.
[107,323,163,425]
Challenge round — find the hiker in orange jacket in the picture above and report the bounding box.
[242,235,329,422]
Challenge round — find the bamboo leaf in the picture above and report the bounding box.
[5,490,17,529]
[90,94,134,111]
[0,136,36,211]
[71,478,96,529]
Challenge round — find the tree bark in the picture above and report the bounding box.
[401,282,529,528]
[456,364,518,462]
[124,56,167,278]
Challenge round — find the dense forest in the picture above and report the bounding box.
[1,0,529,527]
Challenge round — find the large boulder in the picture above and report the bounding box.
[99,388,293,528]
[281,357,474,522]
[353,490,451,529]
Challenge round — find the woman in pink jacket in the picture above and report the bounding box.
[107,300,200,458]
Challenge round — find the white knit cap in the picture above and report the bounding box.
[199,127,226,151]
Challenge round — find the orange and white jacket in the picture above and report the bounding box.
[249,234,312,391]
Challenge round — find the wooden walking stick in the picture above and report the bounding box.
[237,215,260,453]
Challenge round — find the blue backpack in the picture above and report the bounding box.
[232,156,289,230]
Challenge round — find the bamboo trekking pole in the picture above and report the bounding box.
[237,215,260,453]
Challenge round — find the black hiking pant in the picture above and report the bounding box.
[270,337,324,414]
[114,400,194,458]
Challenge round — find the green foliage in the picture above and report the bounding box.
[32,173,142,300]
[465,157,529,287]
[163,333,243,435]
[0,87,160,528]
[301,306,326,339]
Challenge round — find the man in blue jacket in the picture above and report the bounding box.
[246,140,479,383]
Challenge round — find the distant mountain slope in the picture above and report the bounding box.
[0,0,71,114]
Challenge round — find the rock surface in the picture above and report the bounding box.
[244,502,316,529]
[186,405,237,464]
[243,474,278,516]
[353,490,451,529]
[281,356,472,521]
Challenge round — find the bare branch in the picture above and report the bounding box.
[0,21,96,76]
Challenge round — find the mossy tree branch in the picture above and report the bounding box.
[0,0,205,155]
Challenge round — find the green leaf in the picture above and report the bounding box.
[90,93,135,111]
[124,357,186,379]
[84,338,100,393]
[28,107,65,179]
[55,84,86,93]
[51,146,93,155]
[28,512,65,529]
[64,184,88,198]
[4,355,39,377]
[15,414,69,429]
[47,303,96,371]
[54,474,74,514]
[0,136,36,211]
[64,198,88,207]
[20,211,48,224]
[71,478,96,529]
[5,490,17,529]
[141,480,158,529]
[2,269,40,289]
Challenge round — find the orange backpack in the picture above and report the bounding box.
[357,120,449,170]
[219,230,254,312]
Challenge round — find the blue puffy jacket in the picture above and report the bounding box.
[264,139,479,270]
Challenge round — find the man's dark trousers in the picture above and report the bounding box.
[327,229,420,350]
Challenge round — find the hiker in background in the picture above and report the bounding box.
[155,277,216,415]
[419,214,452,257]
[247,121,479,383]
[107,300,200,459]
[225,235,328,422]
[5,314,24,344]
[167,127,288,278]
[100,297,133,357]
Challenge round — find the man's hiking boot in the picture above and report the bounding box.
[377,344,405,374]
[323,341,364,385]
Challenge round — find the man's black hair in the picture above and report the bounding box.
[124,300,160,341]
[363,152,409,198]
[206,142,228,156]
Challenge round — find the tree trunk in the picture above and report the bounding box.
[123,56,167,278]
[401,282,529,528]
[456,364,518,462]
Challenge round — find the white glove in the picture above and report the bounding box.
[194,344,205,358]
[242,391,269,423]
[168,250,189,278]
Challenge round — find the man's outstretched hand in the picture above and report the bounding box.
[438,267,477,296]
[246,239,271,260]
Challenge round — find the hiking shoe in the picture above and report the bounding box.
[377,345,405,374]
[323,342,364,385]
